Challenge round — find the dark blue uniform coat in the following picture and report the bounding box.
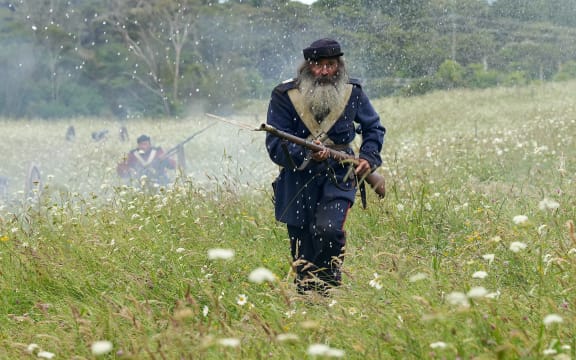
[266,78,385,227]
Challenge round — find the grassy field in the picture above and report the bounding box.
[1,81,576,359]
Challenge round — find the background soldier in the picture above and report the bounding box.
[117,134,176,187]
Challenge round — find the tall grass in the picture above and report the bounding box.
[1,82,576,359]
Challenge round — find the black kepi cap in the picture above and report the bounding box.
[137,134,150,143]
[303,38,343,61]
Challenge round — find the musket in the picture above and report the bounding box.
[256,123,386,198]
[161,123,217,160]
[204,113,385,198]
[138,123,217,175]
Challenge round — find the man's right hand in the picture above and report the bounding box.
[311,140,329,161]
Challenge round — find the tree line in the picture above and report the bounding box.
[1,0,576,119]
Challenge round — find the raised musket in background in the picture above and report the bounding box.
[149,123,217,174]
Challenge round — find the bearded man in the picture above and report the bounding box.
[265,38,386,295]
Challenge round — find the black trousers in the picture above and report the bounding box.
[287,198,351,288]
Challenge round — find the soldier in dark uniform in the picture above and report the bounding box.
[117,134,176,188]
[65,125,76,141]
[265,38,385,294]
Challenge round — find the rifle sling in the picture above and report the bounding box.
[281,141,299,170]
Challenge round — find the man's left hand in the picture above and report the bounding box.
[355,158,371,177]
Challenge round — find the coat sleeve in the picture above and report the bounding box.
[354,86,385,169]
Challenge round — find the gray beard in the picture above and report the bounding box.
[299,71,348,122]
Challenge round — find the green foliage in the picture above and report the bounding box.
[465,63,500,89]
[3,0,576,118]
[502,71,528,87]
[435,59,464,89]
[364,77,406,98]
[490,0,576,27]
[399,76,437,97]
[554,61,576,81]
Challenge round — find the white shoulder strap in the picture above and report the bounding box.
[287,84,353,141]
[133,149,157,167]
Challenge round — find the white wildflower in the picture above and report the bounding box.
[446,292,469,307]
[543,314,563,326]
[236,294,247,306]
[248,267,276,283]
[509,241,527,253]
[369,273,383,289]
[91,340,113,355]
[485,290,501,299]
[542,348,557,355]
[175,247,185,253]
[27,344,39,353]
[467,286,488,298]
[430,341,447,349]
[37,351,55,359]
[472,271,488,279]
[513,215,528,225]
[490,235,501,243]
[307,344,345,358]
[308,344,330,356]
[409,272,428,282]
[538,224,547,235]
[202,305,209,317]
[207,248,234,260]
[482,254,495,264]
[276,333,299,342]
[325,348,345,358]
[218,338,240,348]
[538,198,560,211]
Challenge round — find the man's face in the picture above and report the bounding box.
[138,140,151,153]
[309,58,339,84]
